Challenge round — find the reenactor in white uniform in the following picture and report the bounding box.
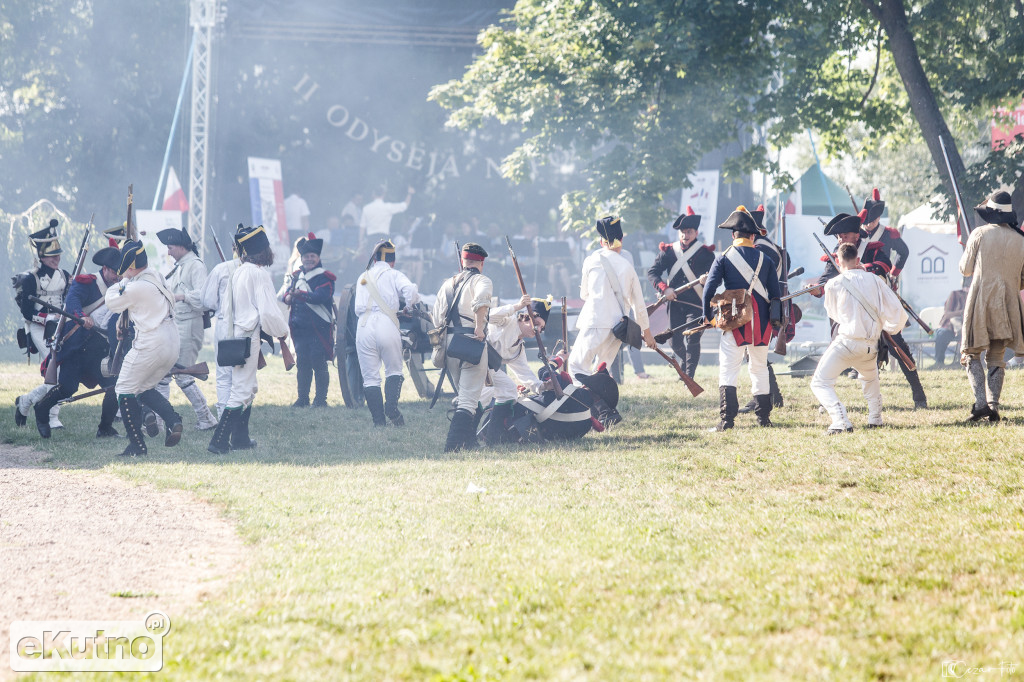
[104,240,184,457]
[354,239,419,426]
[207,225,289,454]
[201,225,244,418]
[13,220,69,430]
[431,242,493,452]
[156,227,217,430]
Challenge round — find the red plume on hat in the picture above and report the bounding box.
[307,232,316,240]
[108,238,118,248]
[872,188,881,201]
[686,205,695,216]
[858,209,869,224]
[862,188,886,224]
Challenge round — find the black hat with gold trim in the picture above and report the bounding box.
[717,206,760,236]
[296,231,323,256]
[116,239,148,275]
[367,238,396,269]
[236,224,271,256]
[975,190,1018,227]
[596,216,624,244]
[29,219,62,258]
[104,222,128,244]
[530,295,554,324]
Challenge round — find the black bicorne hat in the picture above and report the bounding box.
[29,219,62,258]
[823,213,864,237]
[975,190,1018,227]
[530,295,554,324]
[596,216,624,243]
[116,239,148,275]
[296,231,323,256]
[574,367,619,409]
[236,225,271,256]
[104,223,128,244]
[156,227,192,248]
[862,188,885,224]
[717,206,760,235]
[672,206,701,232]
[91,246,121,271]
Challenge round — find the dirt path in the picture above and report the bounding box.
[0,445,245,678]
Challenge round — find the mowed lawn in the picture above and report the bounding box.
[3,352,1024,680]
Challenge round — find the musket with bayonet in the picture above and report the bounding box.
[211,227,227,263]
[506,235,563,399]
[561,296,569,356]
[813,232,916,371]
[844,184,860,214]
[645,274,709,316]
[30,295,109,343]
[939,135,973,247]
[772,211,791,355]
[43,222,92,384]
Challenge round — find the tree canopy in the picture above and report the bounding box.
[431,0,1024,233]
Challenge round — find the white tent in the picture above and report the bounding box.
[897,200,962,310]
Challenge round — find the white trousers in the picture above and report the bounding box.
[810,335,883,429]
[568,327,622,382]
[116,319,180,395]
[213,318,233,417]
[356,312,404,388]
[226,328,262,410]
[29,321,48,358]
[446,351,489,413]
[23,322,60,423]
[718,332,770,395]
[479,369,518,406]
[157,315,207,402]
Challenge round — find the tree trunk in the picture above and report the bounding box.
[862,0,973,247]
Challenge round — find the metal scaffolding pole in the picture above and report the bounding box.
[188,0,221,261]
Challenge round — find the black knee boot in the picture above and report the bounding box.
[365,386,387,426]
[230,405,257,450]
[486,401,514,446]
[117,394,147,456]
[905,368,927,409]
[33,386,65,438]
[139,388,183,446]
[445,409,474,453]
[311,363,330,408]
[713,386,738,432]
[97,389,120,438]
[753,394,773,427]
[208,407,241,454]
[768,363,784,408]
[383,375,405,426]
[294,358,312,407]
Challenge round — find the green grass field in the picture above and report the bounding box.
[3,353,1023,680]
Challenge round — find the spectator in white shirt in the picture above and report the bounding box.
[359,185,414,247]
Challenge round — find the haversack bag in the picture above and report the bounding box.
[216,267,254,367]
[611,315,644,349]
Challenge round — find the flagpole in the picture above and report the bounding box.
[153,30,196,210]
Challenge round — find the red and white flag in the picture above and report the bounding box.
[162,166,189,212]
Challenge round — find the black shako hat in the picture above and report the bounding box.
[574,367,619,409]
[296,231,323,256]
[717,206,760,236]
[672,206,701,232]
[975,190,1018,227]
[116,239,148,275]
[823,213,864,237]
[104,223,128,244]
[29,219,63,258]
[596,216,624,243]
[236,224,271,256]
[156,227,193,248]
[91,246,121,271]
[367,239,396,269]
[862,188,885,224]
[530,296,553,324]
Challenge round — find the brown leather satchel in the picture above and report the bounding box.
[709,289,752,332]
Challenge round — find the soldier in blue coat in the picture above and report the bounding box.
[32,245,122,438]
[279,232,336,407]
[702,206,782,431]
